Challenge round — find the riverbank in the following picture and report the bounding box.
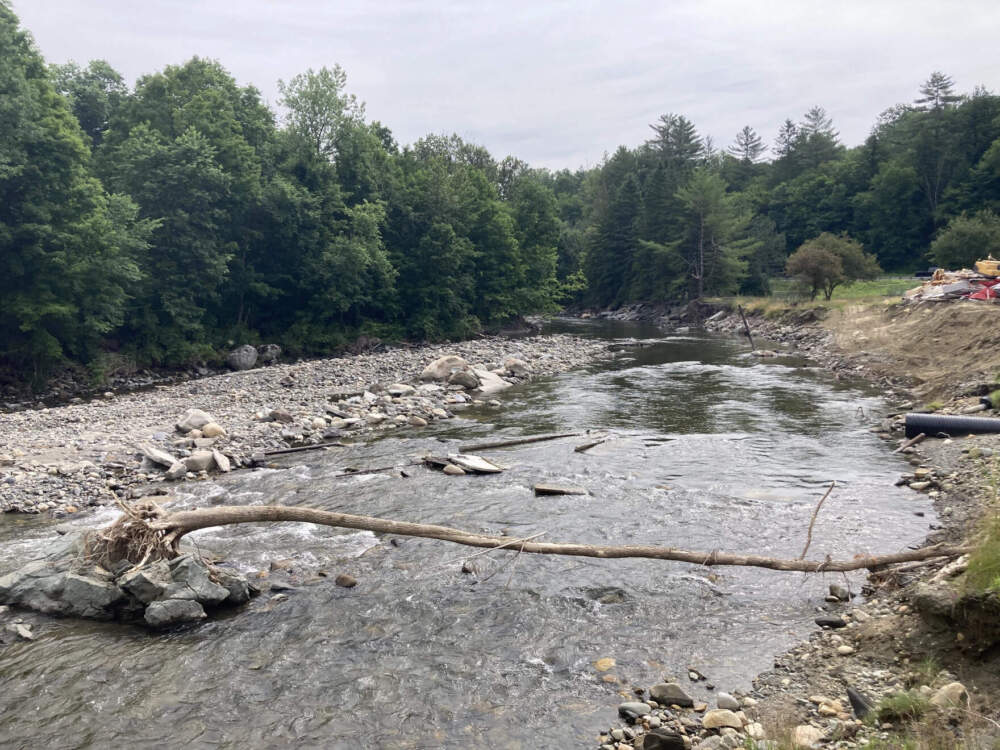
[594,301,1000,749]
[0,333,611,515]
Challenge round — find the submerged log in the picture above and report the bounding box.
[132,503,973,574]
[458,432,582,452]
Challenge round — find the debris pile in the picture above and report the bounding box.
[904,265,1000,303]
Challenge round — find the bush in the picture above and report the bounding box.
[929,210,1000,269]
[786,232,881,300]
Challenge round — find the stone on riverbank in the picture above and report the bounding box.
[226,345,258,371]
[176,408,216,433]
[649,682,694,707]
[420,355,468,381]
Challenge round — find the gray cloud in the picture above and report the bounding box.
[13,0,1000,170]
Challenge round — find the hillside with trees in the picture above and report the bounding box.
[3,1,1000,389]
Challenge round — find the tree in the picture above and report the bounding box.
[50,59,127,146]
[785,245,842,301]
[0,3,149,382]
[278,65,364,162]
[727,126,766,163]
[928,210,1000,269]
[787,232,880,300]
[647,113,703,172]
[774,119,799,158]
[914,72,962,112]
[674,169,752,298]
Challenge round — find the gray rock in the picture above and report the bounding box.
[269,408,294,424]
[387,383,416,397]
[0,559,124,620]
[911,581,960,617]
[183,450,215,473]
[650,682,694,708]
[176,408,215,433]
[617,701,652,720]
[212,449,231,473]
[118,561,171,604]
[258,344,282,363]
[137,442,177,468]
[166,555,230,605]
[503,356,529,377]
[447,368,480,389]
[214,568,252,604]
[471,368,512,396]
[642,730,685,750]
[60,573,126,619]
[716,692,740,710]
[815,614,847,628]
[226,344,258,371]
[420,355,468,382]
[829,583,851,601]
[165,461,187,481]
[144,598,206,628]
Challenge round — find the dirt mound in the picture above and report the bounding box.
[824,302,1000,399]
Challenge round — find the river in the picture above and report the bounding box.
[0,319,933,749]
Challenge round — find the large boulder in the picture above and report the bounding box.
[420,355,468,382]
[503,356,529,377]
[138,442,177,468]
[183,450,215,473]
[165,555,231,605]
[176,408,216,433]
[118,560,171,604]
[0,556,125,620]
[258,344,282,364]
[447,368,480,389]
[145,599,206,628]
[471,368,512,397]
[226,344,258,371]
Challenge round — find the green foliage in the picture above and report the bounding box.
[787,232,880,300]
[7,1,1000,390]
[928,210,1000,269]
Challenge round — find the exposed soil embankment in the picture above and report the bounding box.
[707,300,1000,403]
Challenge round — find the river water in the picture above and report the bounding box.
[0,320,933,749]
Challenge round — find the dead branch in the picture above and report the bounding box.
[458,432,582,453]
[137,504,972,573]
[893,433,926,454]
[799,481,835,559]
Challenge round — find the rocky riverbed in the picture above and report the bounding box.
[0,334,610,515]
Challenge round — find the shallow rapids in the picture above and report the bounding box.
[0,320,933,748]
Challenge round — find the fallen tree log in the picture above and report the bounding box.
[105,502,974,574]
[458,432,582,453]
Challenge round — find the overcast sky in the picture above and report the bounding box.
[12,0,1000,170]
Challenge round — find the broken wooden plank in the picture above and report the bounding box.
[458,432,582,453]
[263,441,346,458]
[534,483,588,496]
[574,438,607,453]
[449,454,503,473]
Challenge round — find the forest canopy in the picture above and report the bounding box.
[3,1,1000,388]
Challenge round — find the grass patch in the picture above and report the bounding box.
[769,275,915,302]
[965,514,1000,593]
[925,401,945,412]
[875,691,931,723]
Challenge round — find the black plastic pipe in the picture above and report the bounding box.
[904,412,1000,438]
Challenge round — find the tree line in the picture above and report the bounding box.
[3,1,1000,388]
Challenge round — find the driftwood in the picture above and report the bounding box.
[106,503,974,574]
[738,304,755,351]
[458,432,582,453]
[262,441,346,458]
[574,438,607,453]
[799,481,835,559]
[893,433,926,454]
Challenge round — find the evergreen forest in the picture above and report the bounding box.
[4,2,1000,388]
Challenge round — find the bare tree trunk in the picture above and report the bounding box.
[150,505,970,573]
